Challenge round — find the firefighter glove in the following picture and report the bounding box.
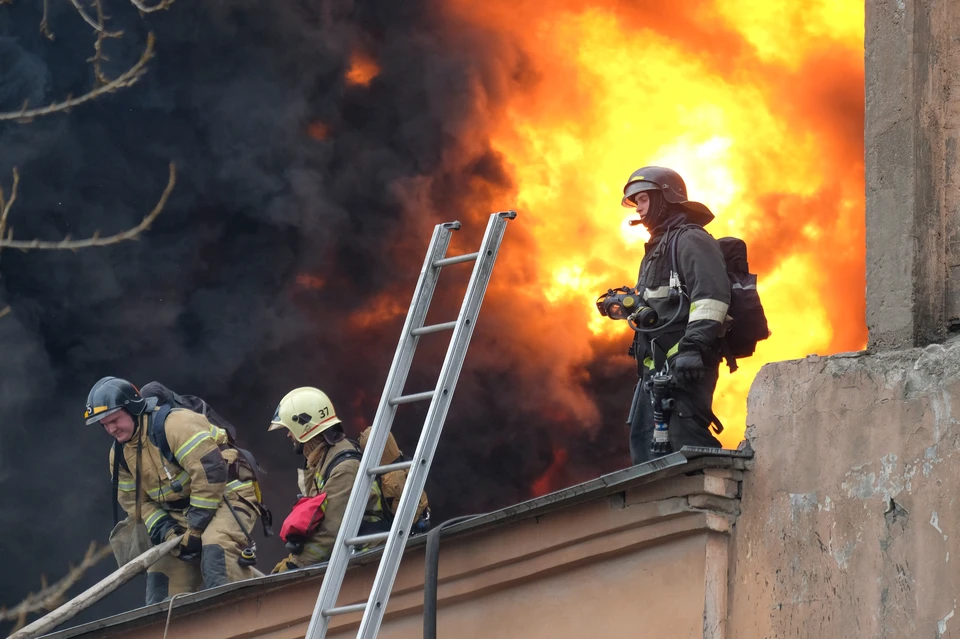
[163,524,185,543]
[149,515,183,546]
[272,556,300,574]
[673,350,705,385]
[177,529,203,563]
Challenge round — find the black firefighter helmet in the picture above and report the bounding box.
[84,376,149,425]
[620,165,715,227]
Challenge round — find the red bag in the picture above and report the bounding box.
[280,493,327,542]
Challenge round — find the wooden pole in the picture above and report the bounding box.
[9,535,183,639]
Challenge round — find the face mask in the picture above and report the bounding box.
[639,191,665,230]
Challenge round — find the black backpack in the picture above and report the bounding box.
[671,229,770,372]
[111,383,271,531]
[715,237,770,369]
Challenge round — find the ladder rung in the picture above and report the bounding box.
[388,391,435,406]
[346,531,390,547]
[432,251,479,267]
[323,602,369,617]
[369,460,413,475]
[411,321,457,336]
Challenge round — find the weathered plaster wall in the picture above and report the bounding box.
[865,0,960,348]
[729,339,960,637]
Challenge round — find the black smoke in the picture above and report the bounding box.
[0,0,633,627]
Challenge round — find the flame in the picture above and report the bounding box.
[531,445,570,497]
[447,0,866,449]
[346,51,380,86]
[295,274,326,290]
[307,121,331,141]
[348,293,407,331]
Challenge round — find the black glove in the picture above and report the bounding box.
[672,350,705,385]
[177,528,203,563]
[150,515,184,546]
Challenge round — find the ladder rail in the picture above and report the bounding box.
[305,211,515,639]
[354,211,514,638]
[304,220,458,639]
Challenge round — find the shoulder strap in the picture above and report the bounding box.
[669,224,698,285]
[148,404,175,462]
[111,441,123,524]
[134,424,143,523]
[320,448,363,487]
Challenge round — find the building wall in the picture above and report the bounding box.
[865,0,960,347]
[349,534,710,639]
[728,341,960,638]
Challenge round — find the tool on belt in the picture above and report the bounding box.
[646,372,676,454]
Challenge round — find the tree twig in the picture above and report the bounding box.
[0,33,155,122]
[0,542,113,632]
[129,0,177,13]
[0,163,176,251]
[39,0,55,40]
[88,0,125,85]
[0,168,20,244]
[69,0,123,36]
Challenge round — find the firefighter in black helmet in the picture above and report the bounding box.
[621,166,729,463]
[86,376,263,604]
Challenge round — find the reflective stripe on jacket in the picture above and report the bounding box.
[109,408,241,534]
[634,223,730,369]
[297,438,384,564]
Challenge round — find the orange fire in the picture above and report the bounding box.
[346,51,381,86]
[307,121,331,141]
[295,273,326,290]
[445,0,866,448]
[532,445,570,496]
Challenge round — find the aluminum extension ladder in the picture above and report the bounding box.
[305,210,517,639]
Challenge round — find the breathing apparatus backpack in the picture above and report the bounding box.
[110,382,272,534]
[320,429,431,532]
[670,227,770,372]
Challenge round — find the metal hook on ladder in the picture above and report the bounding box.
[305,210,517,639]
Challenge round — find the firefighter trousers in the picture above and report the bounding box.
[629,363,722,465]
[145,486,261,604]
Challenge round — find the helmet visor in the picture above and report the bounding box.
[621,180,660,208]
[268,405,287,432]
[85,406,123,426]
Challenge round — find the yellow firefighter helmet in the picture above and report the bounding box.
[268,387,342,443]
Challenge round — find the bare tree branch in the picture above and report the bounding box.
[39,0,55,40]
[0,542,113,632]
[69,0,123,37]
[0,163,176,252]
[0,33,155,122]
[69,0,104,32]
[0,306,10,320]
[0,168,20,245]
[130,0,177,13]
[87,0,125,86]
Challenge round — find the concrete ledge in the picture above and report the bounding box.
[44,451,749,639]
[729,339,960,637]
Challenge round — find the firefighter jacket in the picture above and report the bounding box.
[634,220,730,372]
[109,407,254,543]
[294,438,384,566]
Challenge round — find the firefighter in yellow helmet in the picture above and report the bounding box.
[86,376,263,604]
[268,387,386,572]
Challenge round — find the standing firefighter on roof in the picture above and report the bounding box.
[612,167,730,463]
[86,376,264,604]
